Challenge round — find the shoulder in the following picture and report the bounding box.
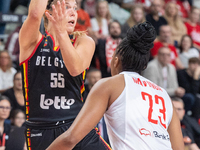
[94,74,124,90]
[76,34,95,46]
[177,69,186,75]
[148,59,158,67]
[184,22,190,27]
[168,63,176,70]
[153,41,163,48]
[11,67,17,74]
[146,14,152,20]
[160,16,167,21]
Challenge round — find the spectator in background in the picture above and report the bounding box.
[3,71,25,113]
[177,57,200,115]
[178,35,199,68]
[5,26,21,70]
[96,20,122,77]
[10,109,25,127]
[146,0,168,35]
[150,25,184,69]
[91,0,111,42]
[121,4,145,38]
[108,0,131,25]
[164,2,187,46]
[74,0,92,35]
[83,0,97,18]
[0,51,16,94]
[6,109,26,150]
[143,47,185,97]
[0,95,11,149]
[176,0,190,19]
[83,68,109,144]
[193,0,200,9]
[84,68,102,101]
[172,97,200,150]
[164,0,190,19]
[185,7,200,50]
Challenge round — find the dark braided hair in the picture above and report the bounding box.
[116,21,156,73]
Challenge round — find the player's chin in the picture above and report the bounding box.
[67,27,75,34]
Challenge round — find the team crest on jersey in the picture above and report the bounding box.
[139,128,151,136]
[44,39,48,47]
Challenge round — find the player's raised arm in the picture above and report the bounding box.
[167,107,184,150]
[45,0,95,76]
[19,0,47,63]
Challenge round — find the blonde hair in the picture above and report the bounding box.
[0,50,12,70]
[164,2,185,30]
[127,4,146,28]
[95,0,111,28]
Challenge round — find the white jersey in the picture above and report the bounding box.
[104,71,173,150]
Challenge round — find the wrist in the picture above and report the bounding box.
[56,31,70,42]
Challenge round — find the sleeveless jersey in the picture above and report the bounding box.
[104,71,173,150]
[20,32,87,123]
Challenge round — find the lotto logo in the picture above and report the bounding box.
[40,94,75,109]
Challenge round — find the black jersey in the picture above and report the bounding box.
[20,32,87,123]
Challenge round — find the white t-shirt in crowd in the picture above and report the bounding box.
[179,48,199,68]
[90,18,109,36]
[0,67,17,90]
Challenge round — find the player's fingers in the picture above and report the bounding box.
[52,4,58,20]
[45,11,55,23]
[57,1,62,17]
[61,0,66,15]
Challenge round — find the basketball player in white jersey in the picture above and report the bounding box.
[47,22,184,150]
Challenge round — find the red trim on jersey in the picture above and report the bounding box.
[26,129,32,150]
[19,36,44,66]
[99,136,112,150]
[46,31,60,51]
[95,127,112,149]
[72,37,77,46]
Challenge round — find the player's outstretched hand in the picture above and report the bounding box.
[45,0,68,34]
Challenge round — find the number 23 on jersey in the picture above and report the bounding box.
[141,92,166,129]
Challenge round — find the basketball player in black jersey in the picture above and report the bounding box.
[19,0,111,149]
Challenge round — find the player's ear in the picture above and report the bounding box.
[113,56,119,68]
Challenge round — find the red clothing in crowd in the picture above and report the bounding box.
[74,9,91,32]
[185,22,200,47]
[151,41,178,66]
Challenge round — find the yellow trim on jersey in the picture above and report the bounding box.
[23,63,28,100]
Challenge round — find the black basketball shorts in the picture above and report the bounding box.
[25,121,111,150]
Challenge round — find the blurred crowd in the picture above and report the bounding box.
[0,0,200,149]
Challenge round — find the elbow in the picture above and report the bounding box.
[68,70,81,77]
[28,10,41,21]
[68,67,84,77]
[62,132,79,148]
